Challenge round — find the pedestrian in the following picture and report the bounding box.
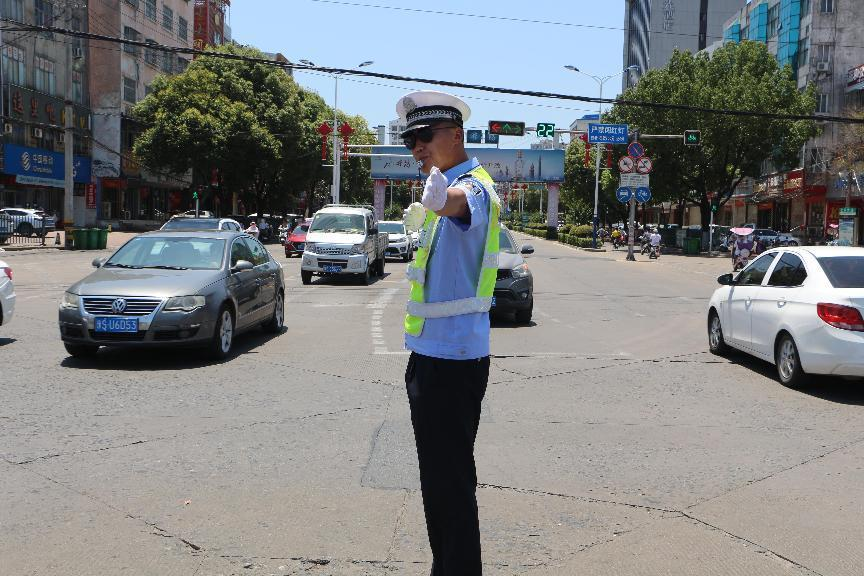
[399,90,500,575]
[244,219,259,239]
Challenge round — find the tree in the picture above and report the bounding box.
[830,106,864,194]
[562,137,627,225]
[604,41,818,229]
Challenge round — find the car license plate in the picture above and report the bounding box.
[296,243,304,251]
[323,264,342,274]
[491,296,496,307]
[95,317,139,333]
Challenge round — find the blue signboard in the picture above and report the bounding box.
[484,130,499,144]
[635,187,651,203]
[616,187,634,203]
[588,123,629,144]
[627,142,645,159]
[370,146,565,182]
[4,144,91,188]
[466,130,483,144]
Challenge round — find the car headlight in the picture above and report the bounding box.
[60,291,79,309]
[164,295,205,312]
[350,244,364,255]
[511,263,530,279]
[304,242,316,253]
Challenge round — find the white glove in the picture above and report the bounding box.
[421,167,448,212]
[403,202,426,230]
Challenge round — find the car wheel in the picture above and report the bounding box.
[708,311,729,356]
[378,257,386,277]
[361,265,372,286]
[17,222,33,237]
[64,342,99,358]
[263,291,284,333]
[301,270,312,285]
[788,241,799,246]
[209,306,235,360]
[775,333,809,388]
[515,301,533,324]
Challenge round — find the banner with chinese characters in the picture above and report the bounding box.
[370,146,564,183]
[4,144,92,188]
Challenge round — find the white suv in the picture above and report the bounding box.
[379,220,413,262]
[0,208,56,237]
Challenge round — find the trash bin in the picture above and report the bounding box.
[685,237,701,255]
[97,228,108,250]
[64,226,75,249]
[86,228,99,250]
[72,228,87,250]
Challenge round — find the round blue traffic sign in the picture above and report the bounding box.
[635,186,651,203]
[616,187,634,203]
[627,141,645,159]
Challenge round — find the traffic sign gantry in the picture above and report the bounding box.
[635,157,653,174]
[618,156,635,173]
[488,121,526,137]
[536,123,555,138]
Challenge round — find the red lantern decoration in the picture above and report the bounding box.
[339,122,353,160]
[318,122,333,161]
[606,145,612,169]
[579,132,590,167]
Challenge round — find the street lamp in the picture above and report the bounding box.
[564,64,639,248]
[302,59,374,204]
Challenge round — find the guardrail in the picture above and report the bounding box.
[0,214,56,247]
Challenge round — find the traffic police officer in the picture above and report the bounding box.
[399,90,501,575]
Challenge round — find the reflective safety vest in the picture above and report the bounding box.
[404,165,500,337]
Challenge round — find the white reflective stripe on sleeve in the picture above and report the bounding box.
[482,252,498,268]
[406,296,493,319]
[406,266,425,285]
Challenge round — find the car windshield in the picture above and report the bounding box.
[292,224,309,234]
[162,218,221,230]
[499,230,516,254]
[379,222,406,234]
[309,213,366,234]
[818,256,864,288]
[106,237,226,270]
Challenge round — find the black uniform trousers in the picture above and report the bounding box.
[405,351,490,576]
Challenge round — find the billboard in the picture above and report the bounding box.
[4,144,92,188]
[370,146,564,182]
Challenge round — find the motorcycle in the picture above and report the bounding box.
[612,237,622,249]
[649,244,660,259]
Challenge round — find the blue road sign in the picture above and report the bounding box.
[635,187,652,203]
[589,123,629,144]
[466,130,483,144]
[485,130,499,144]
[627,142,645,158]
[616,186,634,203]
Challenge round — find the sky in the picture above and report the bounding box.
[228,0,627,149]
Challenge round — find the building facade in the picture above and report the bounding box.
[716,0,864,244]
[0,0,93,224]
[90,0,194,228]
[388,118,406,146]
[193,0,229,50]
[623,0,744,91]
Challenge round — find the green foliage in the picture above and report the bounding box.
[604,41,817,229]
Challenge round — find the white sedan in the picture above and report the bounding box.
[707,246,864,387]
[0,260,14,327]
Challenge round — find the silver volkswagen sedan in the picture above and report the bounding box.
[58,231,284,359]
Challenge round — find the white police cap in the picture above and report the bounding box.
[396,90,471,137]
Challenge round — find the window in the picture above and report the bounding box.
[230,239,254,267]
[797,38,809,67]
[123,26,140,55]
[33,56,55,95]
[161,53,174,73]
[801,0,811,14]
[814,43,832,63]
[123,76,137,103]
[144,39,159,66]
[243,238,269,266]
[162,4,173,31]
[2,0,23,22]
[125,0,139,8]
[767,4,779,37]
[737,253,777,286]
[767,253,807,286]
[178,16,188,41]
[1,44,25,85]
[72,71,83,103]
[176,57,188,72]
[144,0,156,20]
[34,0,53,26]
[818,257,864,288]
[820,0,833,13]
[817,93,830,113]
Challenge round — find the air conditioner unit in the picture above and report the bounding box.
[816,62,830,72]
[3,123,12,134]
[33,127,43,138]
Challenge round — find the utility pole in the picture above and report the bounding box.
[64,4,76,228]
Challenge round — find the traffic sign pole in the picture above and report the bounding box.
[626,197,637,261]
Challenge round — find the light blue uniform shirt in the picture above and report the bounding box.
[405,157,492,360]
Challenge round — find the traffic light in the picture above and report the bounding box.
[488,121,526,137]
[711,199,719,212]
[684,130,701,146]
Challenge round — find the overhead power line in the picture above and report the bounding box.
[2,18,862,126]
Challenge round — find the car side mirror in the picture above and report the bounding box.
[717,273,735,285]
[231,260,254,273]
[92,257,106,268]
[520,245,535,255]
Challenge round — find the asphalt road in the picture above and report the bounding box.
[2,236,864,576]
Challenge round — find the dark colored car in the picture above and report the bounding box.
[58,231,285,360]
[285,219,311,257]
[492,226,534,323]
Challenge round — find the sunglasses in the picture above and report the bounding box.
[402,125,457,150]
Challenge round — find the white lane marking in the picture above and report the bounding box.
[370,288,400,355]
